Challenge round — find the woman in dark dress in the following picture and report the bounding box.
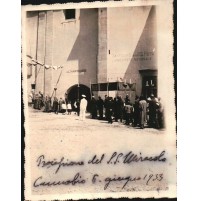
[52,97,59,114]
[107,97,114,124]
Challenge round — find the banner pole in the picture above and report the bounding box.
[98,80,100,97]
[107,78,109,97]
[77,83,80,101]
[43,11,47,97]
[130,78,131,101]
[117,77,119,96]
[90,80,92,100]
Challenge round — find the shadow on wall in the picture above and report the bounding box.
[67,9,98,88]
[65,9,98,109]
[123,6,157,98]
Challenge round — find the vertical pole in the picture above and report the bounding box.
[98,81,100,94]
[125,79,127,96]
[130,78,132,101]
[116,77,118,96]
[134,79,137,100]
[43,11,47,97]
[51,11,54,100]
[77,83,80,100]
[90,80,92,100]
[146,80,148,99]
[151,79,154,96]
[35,11,39,94]
[107,78,109,96]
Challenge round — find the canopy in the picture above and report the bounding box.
[91,82,136,91]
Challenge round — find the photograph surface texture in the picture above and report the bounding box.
[22,0,176,200]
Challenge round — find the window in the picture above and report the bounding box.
[142,76,157,98]
[64,9,75,20]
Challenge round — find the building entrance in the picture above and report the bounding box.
[142,76,157,98]
[66,84,91,111]
[139,69,157,99]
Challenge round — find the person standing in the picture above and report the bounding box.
[33,94,39,109]
[133,95,140,127]
[148,94,158,128]
[44,96,48,112]
[80,95,88,121]
[125,94,130,105]
[52,97,59,114]
[28,91,34,107]
[90,96,97,119]
[62,100,67,114]
[139,95,147,129]
[113,96,121,122]
[104,95,109,120]
[113,96,118,122]
[74,99,80,116]
[44,95,51,113]
[107,97,114,124]
[124,101,133,125]
[48,96,52,112]
[118,96,124,123]
[58,98,63,113]
[38,91,44,110]
[97,96,104,120]
[65,94,69,105]
[157,97,164,129]
[67,101,72,115]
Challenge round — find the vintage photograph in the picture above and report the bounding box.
[22,0,176,200]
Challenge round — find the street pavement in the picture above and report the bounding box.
[27,107,167,160]
[28,108,163,135]
[26,108,174,195]
[27,108,167,167]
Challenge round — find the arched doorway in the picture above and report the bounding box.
[66,84,91,111]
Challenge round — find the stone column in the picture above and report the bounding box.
[36,11,53,96]
[97,8,108,83]
[44,11,53,97]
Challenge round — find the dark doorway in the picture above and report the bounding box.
[67,84,91,111]
[142,76,157,98]
[139,69,157,99]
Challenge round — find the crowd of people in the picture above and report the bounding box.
[89,94,164,129]
[29,91,78,115]
[29,91,164,129]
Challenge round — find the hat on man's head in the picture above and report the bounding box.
[147,97,151,101]
[150,94,154,97]
[82,94,86,98]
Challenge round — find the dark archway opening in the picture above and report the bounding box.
[66,84,91,111]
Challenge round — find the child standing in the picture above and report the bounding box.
[67,101,72,115]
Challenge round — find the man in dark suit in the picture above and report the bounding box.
[97,96,104,120]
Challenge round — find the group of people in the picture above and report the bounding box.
[29,91,164,129]
[29,91,88,120]
[31,92,75,115]
[89,94,164,129]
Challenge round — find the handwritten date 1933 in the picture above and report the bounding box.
[103,173,164,190]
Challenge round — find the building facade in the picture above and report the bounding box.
[25,6,158,103]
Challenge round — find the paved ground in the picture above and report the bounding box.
[28,108,163,134]
[26,108,172,195]
[27,107,167,161]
